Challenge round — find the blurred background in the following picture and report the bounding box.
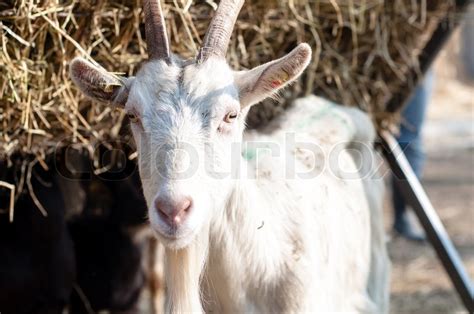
[0,1,472,313]
[386,17,473,312]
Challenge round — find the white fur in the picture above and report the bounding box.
[70,51,390,313]
[125,57,390,313]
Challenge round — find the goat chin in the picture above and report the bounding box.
[163,230,209,314]
[152,228,196,251]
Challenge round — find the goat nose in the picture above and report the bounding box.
[154,196,192,226]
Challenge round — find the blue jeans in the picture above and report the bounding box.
[392,72,434,225]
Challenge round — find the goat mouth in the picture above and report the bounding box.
[152,224,192,241]
[152,227,197,249]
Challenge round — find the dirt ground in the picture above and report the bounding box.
[386,28,474,313]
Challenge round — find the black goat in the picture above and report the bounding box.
[0,151,152,314]
[0,161,75,314]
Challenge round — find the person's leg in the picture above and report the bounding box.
[461,5,474,79]
[392,71,434,241]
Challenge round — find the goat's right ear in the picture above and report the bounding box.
[69,57,129,106]
[234,43,312,108]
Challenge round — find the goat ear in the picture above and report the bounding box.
[69,57,129,106]
[234,43,311,108]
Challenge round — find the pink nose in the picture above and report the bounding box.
[154,196,192,227]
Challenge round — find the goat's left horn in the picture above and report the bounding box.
[197,0,244,63]
[143,0,170,61]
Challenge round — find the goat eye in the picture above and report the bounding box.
[224,111,238,123]
[127,112,139,123]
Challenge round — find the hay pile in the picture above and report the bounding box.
[0,0,454,162]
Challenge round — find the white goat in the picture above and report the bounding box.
[70,0,390,312]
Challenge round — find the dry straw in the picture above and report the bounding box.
[1,0,453,163]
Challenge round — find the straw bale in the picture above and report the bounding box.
[0,0,454,162]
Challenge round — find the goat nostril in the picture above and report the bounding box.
[155,200,169,219]
[180,199,192,213]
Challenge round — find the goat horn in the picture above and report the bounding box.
[197,0,244,63]
[143,0,170,60]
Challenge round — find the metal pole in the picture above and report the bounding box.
[379,130,473,311]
